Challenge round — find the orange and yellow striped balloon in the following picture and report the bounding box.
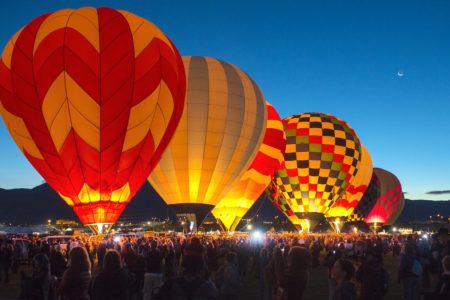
[212,102,286,231]
[326,145,372,221]
[148,56,267,225]
[0,7,186,232]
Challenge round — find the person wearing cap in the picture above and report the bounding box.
[154,238,219,300]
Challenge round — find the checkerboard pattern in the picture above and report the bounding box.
[347,173,380,222]
[266,179,295,216]
[273,113,361,215]
[365,168,404,224]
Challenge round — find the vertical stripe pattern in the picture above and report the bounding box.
[212,102,286,231]
[148,56,267,211]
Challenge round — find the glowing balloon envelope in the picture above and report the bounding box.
[326,145,372,230]
[0,7,186,233]
[272,113,362,230]
[265,179,306,231]
[386,192,405,226]
[365,168,404,226]
[212,101,286,231]
[148,56,267,227]
[347,173,381,222]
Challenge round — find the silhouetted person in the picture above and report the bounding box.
[154,238,218,300]
[330,258,356,300]
[146,240,163,273]
[92,249,130,300]
[49,245,66,279]
[432,255,450,299]
[278,246,311,300]
[220,252,241,300]
[58,246,91,300]
[19,253,54,300]
[356,255,388,300]
[398,243,420,300]
[0,241,13,283]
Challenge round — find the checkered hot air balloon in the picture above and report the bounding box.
[347,173,381,222]
[272,113,362,231]
[326,145,373,230]
[386,192,405,226]
[365,168,404,226]
[265,179,305,231]
[148,56,267,229]
[212,102,286,231]
[0,7,186,233]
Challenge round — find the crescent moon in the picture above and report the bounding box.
[397,71,404,77]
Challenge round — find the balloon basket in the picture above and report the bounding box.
[87,223,113,235]
[327,217,346,233]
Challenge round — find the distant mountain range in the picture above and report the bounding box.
[0,183,449,225]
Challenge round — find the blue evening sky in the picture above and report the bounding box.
[0,0,449,201]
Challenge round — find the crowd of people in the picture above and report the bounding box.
[0,227,449,300]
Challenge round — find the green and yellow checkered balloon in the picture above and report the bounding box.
[273,113,362,228]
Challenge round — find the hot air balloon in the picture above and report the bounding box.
[265,179,305,231]
[326,145,372,232]
[365,168,404,230]
[212,102,286,231]
[272,113,362,231]
[347,173,381,223]
[386,193,405,226]
[0,7,186,233]
[148,56,267,230]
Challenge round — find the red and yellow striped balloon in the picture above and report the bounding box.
[212,102,286,231]
[0,7,186,232]
[326,145,373,221]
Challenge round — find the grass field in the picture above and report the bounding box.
[0,253,405,300]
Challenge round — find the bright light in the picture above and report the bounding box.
[393,227,397,232]
[47,219,51,224]
[422,234,428,240]
[247,224,252,230]
[334,220,341,233]
[147,221,151,225]
[96,223,104,234]
[113,236,121,243]
[252,230,262,241]
[353,227,358,233]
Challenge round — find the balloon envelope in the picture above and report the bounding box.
[0,7,186,232]
[347,173,381,222]
[265,179,304,230]
[326,145,373,220]
[212,102,286,231]
[365,168,403,224]
[148,56,267,226]
[386,192,405,225]
[272,113,362,227]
